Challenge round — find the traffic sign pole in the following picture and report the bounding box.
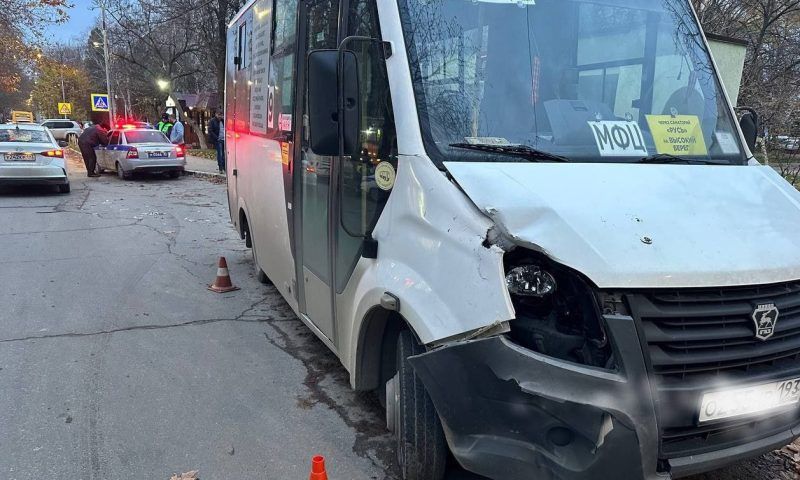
[100,1,115,124]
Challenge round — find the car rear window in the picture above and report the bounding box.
[0,128,50,143]
[125,131,170,143]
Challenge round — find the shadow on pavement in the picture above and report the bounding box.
[0,185,65,196]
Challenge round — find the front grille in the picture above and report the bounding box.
[634,281,800,379]
[627,281,800,459]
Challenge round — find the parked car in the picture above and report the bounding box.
[0,123,70,193]
[777,136,800,152]
[41,119,83,143]
[95,128,185,180]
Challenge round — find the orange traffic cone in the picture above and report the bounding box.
[309,455,328,480]
[208,256,240,293]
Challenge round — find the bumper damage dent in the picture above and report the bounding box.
[408,316,662,480]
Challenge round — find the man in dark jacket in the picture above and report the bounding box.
[78,122,110,177]
[208,110,225,173]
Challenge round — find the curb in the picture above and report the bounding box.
[184,169,227,180]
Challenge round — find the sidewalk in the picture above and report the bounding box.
[185,154,225,177]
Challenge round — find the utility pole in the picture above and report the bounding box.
[100,1,116,124]
[58,49,67,118]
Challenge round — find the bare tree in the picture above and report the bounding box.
[692,0,800,137]
[106,0,210,146]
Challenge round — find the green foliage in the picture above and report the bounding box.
[31,59,94,121]
[187,149,217,160]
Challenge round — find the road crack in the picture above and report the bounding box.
[0,299,275,344]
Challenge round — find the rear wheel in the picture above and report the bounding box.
[116,163,130,180]
[57,183,70,194]
[388,330,447,480]
[168,170,181,179]
[247,229,270,284]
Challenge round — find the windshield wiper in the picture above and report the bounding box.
[638,153,727,165]
[449,143,569,163]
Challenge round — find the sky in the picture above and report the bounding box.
[46,0,99,45]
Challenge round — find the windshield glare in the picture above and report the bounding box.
[125,131,170,143]
[398,0,746,164]
[0,128,50,143]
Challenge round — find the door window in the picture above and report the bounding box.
[269,0,300,133]
[334,0,398,292]
[300,0,340,283]
[237,23,249,70]
[108,131,121,145]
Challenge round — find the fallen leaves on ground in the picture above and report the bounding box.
[778,439,800,478]
[170,470,199,480]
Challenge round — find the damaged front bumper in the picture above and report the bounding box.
[409,315,663,480]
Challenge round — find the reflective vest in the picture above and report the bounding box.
[159,121,173,135]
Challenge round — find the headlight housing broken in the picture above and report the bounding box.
[504,252,616,370]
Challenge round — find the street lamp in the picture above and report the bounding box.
[156,79,170,91]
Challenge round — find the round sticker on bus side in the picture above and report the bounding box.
[375,162,396,191]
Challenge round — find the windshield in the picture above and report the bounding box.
[0,128,51,143]
[125,130,170,143]
[398,0,746,164]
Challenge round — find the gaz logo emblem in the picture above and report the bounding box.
[752,303,779,341]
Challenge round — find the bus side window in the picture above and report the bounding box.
[237,23,248,70]
[269,0,299,133]
[335,0,398,292]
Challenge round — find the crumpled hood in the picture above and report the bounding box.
[445,162,800,288]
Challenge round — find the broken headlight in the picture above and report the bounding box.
[506,265,557,297]
[504,253,615,370]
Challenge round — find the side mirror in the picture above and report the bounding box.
[58,140,69,147]
[738,107,759,152]
[307,49,360,157]
[307,50,339,156]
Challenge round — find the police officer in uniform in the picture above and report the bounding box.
[77,122,110,177]
[157,114,173,138]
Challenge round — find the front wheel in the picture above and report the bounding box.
[388,330,447,480]
[58,183,70,194]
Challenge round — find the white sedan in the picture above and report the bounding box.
[96,128,186,180]
[0,123,70,193]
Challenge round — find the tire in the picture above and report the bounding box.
[249,232,270,284]
[116,163,130,180]
[390,330,447,480]
[168,170,181,179]
[58,183,70,194]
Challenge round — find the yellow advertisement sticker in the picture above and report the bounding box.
[645,115,708,156]
[280,141,291,166]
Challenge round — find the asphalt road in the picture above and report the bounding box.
[0,152,795,480]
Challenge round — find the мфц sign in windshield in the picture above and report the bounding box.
[398,0,745,164]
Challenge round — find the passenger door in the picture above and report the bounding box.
[105,131,122,168]
[295,0,341,342]
[225,25,239,222]
[333,2,397,294]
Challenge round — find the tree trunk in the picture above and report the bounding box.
[169,89,208,149]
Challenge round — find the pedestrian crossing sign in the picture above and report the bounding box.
[58,103,72,115]
[91,94,110,112]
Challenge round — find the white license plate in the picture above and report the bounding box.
[699,377,800,423]
[4,153,34,161]
[148,151,169,158]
